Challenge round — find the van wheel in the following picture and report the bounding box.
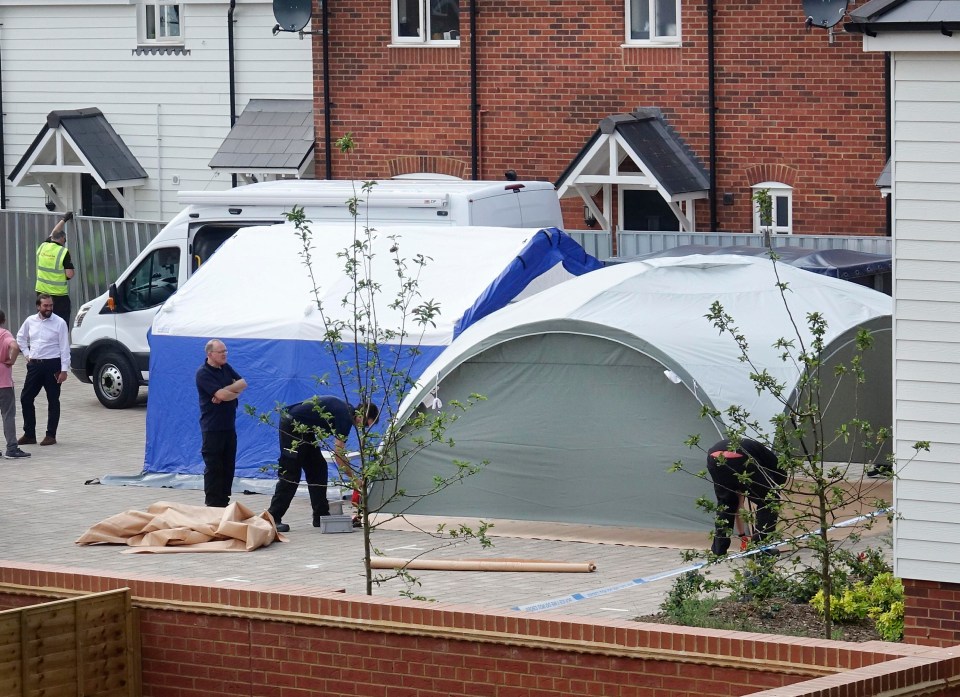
[93,353,139,409]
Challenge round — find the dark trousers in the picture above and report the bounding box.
[51,294,71,327]
[201,430,237,507]
[20,358,62,438]
[268,421,330,524]
[706,451,786,555]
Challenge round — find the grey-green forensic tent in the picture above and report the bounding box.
[374,256,893,532]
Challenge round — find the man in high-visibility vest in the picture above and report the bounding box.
[35,212,75,326]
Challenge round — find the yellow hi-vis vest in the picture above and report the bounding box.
[35,241,68,295]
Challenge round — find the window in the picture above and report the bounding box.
[393,0,460,45]
[627,0,680,44]
[752,182,793,235]
[119,247,181,312]
[140,1,182,44]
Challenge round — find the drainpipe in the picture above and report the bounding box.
[321,0,332,179]
[470,0,478,179]
[156,103,164,218]
[884,51,891,237]
[0,23,6,208]
[228,0,238,188]
[707,0,717,231]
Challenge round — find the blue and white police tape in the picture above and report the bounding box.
[511,508,893,613]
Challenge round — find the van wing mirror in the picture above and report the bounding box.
[107,283,118,312]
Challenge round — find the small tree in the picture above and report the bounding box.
[253,134,490,597]
[673,252,928,638]
[754,187,773,245]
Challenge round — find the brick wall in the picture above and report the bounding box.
[313,1,886,235]
[1,561,958,697]
[903,578,960,647]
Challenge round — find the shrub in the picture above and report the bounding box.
[873,600,904,642]
[810,572,903,640]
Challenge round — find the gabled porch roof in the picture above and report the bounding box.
[555,109,709,232]
[8,107,147,215]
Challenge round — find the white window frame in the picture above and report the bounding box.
[625,0,681,46]
[391,0,460,46]
[752,181,793,235]
[139,1,183,45]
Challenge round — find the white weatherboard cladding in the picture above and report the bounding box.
[891,52,960,582]
[1,1,311,219]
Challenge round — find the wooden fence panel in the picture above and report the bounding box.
[0,589,140,697]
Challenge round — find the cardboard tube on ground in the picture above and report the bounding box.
[370,557,597,573]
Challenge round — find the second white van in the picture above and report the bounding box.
[70,179,564,408]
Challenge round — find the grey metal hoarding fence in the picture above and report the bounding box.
[1,213,889,333]
[565,229,891,262]
[1,211,163,331]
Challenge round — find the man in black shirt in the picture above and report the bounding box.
[195,339,247,507]
[706,437,786,556]
[268,396,378,532]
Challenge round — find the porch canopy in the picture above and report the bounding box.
[555,108,709,233]
[208,99,314,182]
[8,108,147,216]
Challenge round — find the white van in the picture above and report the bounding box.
[70,179,563,408]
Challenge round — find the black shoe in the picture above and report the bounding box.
[352,516,362,528]
[313,513,329,528]
[4,448,31,459]
[275,522,290,533]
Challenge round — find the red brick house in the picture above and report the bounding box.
[308,0,888,236]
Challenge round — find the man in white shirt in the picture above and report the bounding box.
[16,294,70,447]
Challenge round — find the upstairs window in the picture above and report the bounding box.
[393,0,460,45]
[141,1,182,44]
[752,182,793,235]
[627,0,680,45]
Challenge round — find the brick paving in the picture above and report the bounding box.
[3,362,888,621]
[3,361,710,620]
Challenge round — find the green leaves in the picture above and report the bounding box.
[671,253,922,640]
[265,138,492,597]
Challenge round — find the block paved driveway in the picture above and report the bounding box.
[4,362,751,620]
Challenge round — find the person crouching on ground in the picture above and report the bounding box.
[268,397,379,533]
[706,437,787,556]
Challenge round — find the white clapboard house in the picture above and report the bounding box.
[847,0,960,638]
[0,0,313,220]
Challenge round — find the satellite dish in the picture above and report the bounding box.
[273,0,312,33]
[802,0,849,29]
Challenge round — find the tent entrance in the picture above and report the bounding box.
[382,332,718,531]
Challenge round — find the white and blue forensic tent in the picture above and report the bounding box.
[377,255,893,531]
[140,223,601,484]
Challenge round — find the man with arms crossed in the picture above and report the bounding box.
[196,339,247,507]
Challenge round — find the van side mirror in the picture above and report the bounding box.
[107,283,118,312]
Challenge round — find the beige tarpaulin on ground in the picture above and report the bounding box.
[75,500,286,553]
